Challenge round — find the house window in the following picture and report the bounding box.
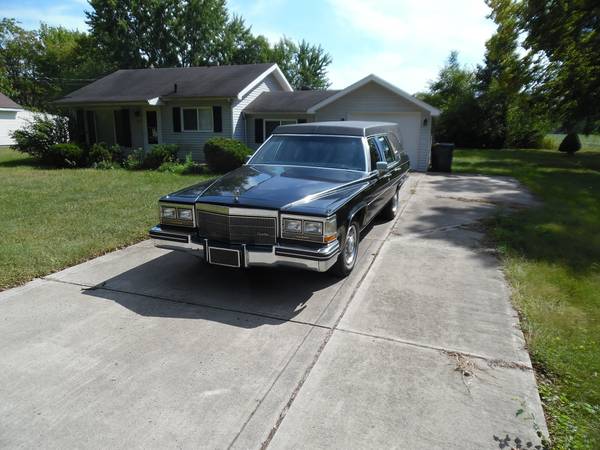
[264,119,297,140]
[181,107,213,132]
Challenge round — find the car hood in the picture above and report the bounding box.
[163,164,370,216]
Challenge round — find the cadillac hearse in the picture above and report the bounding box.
[149,121,409,276]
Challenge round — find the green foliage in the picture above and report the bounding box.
[558,133,582,155]
[88,142,112,164]
[513,0,600,134]
[123,148,146,170]
[203,138,252,172]
[142,144,179,169]
[84,1,332,89]
[0,19,111,110]
[10,114,70,160]
[47,143,85,168]
[157,153,203,175]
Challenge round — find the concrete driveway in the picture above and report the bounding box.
[0,173,546,449]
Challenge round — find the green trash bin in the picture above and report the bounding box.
[430,143,455,172]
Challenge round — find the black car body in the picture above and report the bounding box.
[149,121,409,276]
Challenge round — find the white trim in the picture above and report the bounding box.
[181,106,213,132]
[263,118,298,141]
[0,107,23,112]
[237,64,293,100]
[307,74,441,116]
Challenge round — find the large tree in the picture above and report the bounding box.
[507,0,600,133]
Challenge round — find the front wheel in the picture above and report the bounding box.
[331,221,360,278]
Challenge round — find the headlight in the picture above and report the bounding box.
[283,219,302,233]
[161,207,176,219]
[178,209,193,221]
[303,220,323,235]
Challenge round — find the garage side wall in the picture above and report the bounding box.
[314,81,432,171]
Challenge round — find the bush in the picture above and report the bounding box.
[203,138,252,172]
[46,143,84,168]
[142,144,179,169]
[123,148,146,170]
[88,142,123,166]
[157,153,203,175]
[11,114,70,163]
[558,133,582,155]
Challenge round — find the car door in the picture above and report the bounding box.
[372,134,402,212]
[364,136,389,225]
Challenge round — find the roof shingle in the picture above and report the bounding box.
[0,93,22,109]
[244,90,340,113]
[55,63,277,104]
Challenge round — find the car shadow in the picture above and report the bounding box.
[82,247,344,328]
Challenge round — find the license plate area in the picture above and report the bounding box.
[208,247,241,268]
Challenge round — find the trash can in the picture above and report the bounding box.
[430,143,455,172]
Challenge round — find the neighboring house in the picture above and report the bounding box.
[0,93,38,146]
[55,63,440,171]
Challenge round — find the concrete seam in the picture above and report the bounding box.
[258,177,421,449]
[335,327,532,371]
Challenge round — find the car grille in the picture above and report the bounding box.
[197,211,277,245]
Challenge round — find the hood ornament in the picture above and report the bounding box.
[233,187,241,203]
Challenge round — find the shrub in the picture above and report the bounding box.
[123,148,146,170]
[11,114,70,163]
[203,138,252,172]
[88,142,112,164]
[94,160,120,170]
[157,153,203,175]
[46,143,84,168]
[142,144,179,169]
[558,133,582,155]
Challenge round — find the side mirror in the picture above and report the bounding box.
[376,161,388,175]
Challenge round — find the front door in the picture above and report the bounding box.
[143,109,161,149]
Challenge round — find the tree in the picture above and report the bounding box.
[291,40,332,90]
[514,0,600,134]
[417,52,482,147]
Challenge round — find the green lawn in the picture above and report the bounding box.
[545,134,600,151]
[453,148,600,449]
[0,147,215,290]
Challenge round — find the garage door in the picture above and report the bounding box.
[348,112,420,169]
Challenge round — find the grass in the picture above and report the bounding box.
[453,147,600,449]
[544,134,600,151]
[0,147,215,290]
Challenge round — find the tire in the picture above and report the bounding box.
[380,187,399,221]
[331,221,360,278]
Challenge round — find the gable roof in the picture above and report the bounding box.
[0,93,22,110]
[244,90,340,113]
[55,63,292,105]
[307,74,440,116]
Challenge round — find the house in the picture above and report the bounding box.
[55,63,440,171]
[0,93,38,146]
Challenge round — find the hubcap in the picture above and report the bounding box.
[392,190,399,214]
[343,225,358,268]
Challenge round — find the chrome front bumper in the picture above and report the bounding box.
[149,225,340,272]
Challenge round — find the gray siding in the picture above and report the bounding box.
[315,81,421,121]
[232,73,283,142]
[244,113,315,150]
[160,100,232,161]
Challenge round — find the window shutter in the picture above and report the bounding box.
[212,106,222,132]
[255,118,264,143]
[172,107,181,132]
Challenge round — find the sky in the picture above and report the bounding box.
[0,0,497,93]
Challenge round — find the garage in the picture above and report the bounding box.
[347,112,421,170]
[245,74,440,171]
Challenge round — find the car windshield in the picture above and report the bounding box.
[250,135,366,171]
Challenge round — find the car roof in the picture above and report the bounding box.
[273,121,399,137]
